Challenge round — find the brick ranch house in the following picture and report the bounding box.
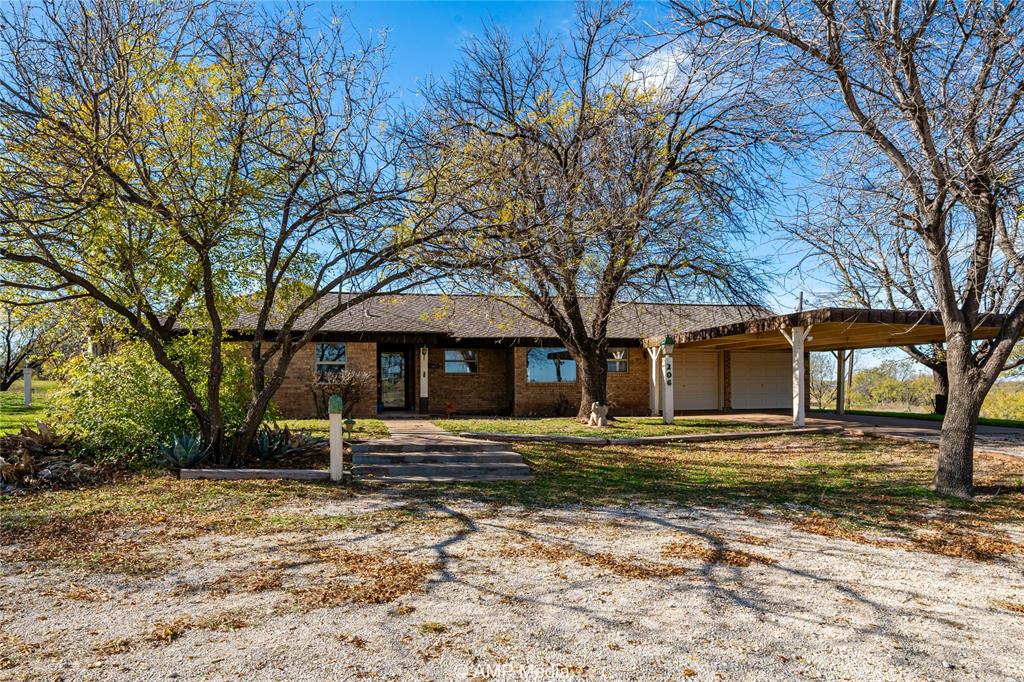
[244,294,990,424]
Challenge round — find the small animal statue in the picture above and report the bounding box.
[588,402,609,427]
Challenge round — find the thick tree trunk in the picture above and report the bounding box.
[934,387,982,498]
[575,350,608,421]
[932,366,949,415]
[934,340,985,498]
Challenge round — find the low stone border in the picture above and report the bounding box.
[179,468,330,481]
[458,425,844,447]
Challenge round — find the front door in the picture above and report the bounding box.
[378,349,410,411]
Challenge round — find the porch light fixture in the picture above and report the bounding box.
[660,335,676,355]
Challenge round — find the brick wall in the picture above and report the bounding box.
[511,346,650,417]
[416,347,512,415]
[607,347,651,415]
[271,341,377,419]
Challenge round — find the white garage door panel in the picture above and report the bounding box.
[731,352,790,409]
[674,351,719,410]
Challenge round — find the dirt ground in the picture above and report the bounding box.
[3,489,1023,681]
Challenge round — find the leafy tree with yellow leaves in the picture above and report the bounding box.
[0,1,458,461]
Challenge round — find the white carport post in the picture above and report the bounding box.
[646,346,662,417]
[659,336,676,425]
[780,326,812,427]
[835,349,846,415]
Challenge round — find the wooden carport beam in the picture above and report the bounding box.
[656,308,1003,354]
[780,326,812,427]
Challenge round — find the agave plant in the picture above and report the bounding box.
[157,433,211,469]
[248,425,291,463]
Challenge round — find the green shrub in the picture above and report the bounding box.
[50,338,266,465]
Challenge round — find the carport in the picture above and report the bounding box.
[644,308,1004,426]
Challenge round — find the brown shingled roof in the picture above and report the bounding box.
[236,293,768,341]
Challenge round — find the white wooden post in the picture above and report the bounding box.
[781,327,812,427]
[835,349,846,415]
[661,351,675,425]
[23,362,32,408]
[328,395,344,482]
[419,347,429,398]
[647,346,661,416]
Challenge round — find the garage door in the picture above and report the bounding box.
[731,351,790,409]
[673,351,719,410]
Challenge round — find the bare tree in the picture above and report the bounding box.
[674,0,1024,497]
[420,1,774,419]
[793,189,954,410]
[0,1,457,461]
[0,304,68,390]
[791,180,1024,413]
[808,353,837,410]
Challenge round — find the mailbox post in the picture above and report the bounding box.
[660,336,675,425]
[23,361,32,408]
[328,395,344,482]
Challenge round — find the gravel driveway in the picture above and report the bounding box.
[3,492,1023,681]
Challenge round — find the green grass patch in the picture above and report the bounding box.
[432,416,784,439]
[812,408,1024,429]
[1,380,57,434]
[277,417,389,441]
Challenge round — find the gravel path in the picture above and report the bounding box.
[3,494,1023,681]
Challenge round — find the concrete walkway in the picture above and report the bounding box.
[685,410,1024,458]
[351,419,531,481]
[377,419,490,447]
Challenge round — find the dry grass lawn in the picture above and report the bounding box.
[2,434,1023,679]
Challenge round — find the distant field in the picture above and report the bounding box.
[836,381,1024,427]
[0,379,57,434]
[814,407,1024,430]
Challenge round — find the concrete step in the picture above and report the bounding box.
[353,462,532,479]
[350,441,508,454]
[352,451,523,465]
[359,473,534,483]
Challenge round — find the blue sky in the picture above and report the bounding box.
[333,0,813,314]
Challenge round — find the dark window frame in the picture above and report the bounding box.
[607,348,629,373]
[444,349,479,374]
[526,347,577,384]
[315,342,347,375]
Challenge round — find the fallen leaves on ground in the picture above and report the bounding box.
[661,539,775,567]
[990,599,1024,615]
[500,537,686,579]
[207,567,285,595]
[289,544,438,608]
[146,611,248,645]
[40,583,110,602]
[792,514,1024,561]
[92,638,133,655]
[3,514,172,576]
